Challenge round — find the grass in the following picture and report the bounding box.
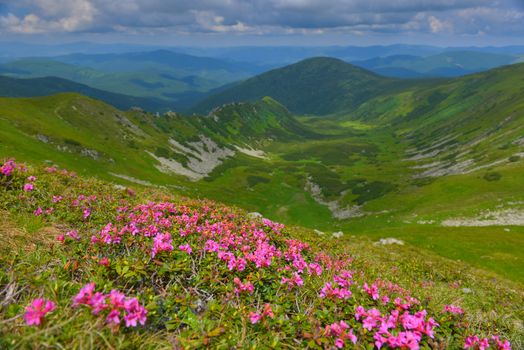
[0,160,522,348]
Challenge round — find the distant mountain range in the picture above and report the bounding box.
[0,75,174,112]
[1,45,523,113]
[352,51,520,78]
[0,50,268,110]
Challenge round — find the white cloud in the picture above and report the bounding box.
[428,15,452,33]
[0,0,522,39]
[0,0,96,33]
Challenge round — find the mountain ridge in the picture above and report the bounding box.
[190,57,404,115]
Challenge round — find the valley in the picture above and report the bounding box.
[1,59,523,285]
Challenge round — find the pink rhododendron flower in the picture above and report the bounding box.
[106,309,121,325]
[249,312,262,324]
[27,176,37,182]
[66,230,80,240]
[233,277,254,295]
[34,207,43,216]
[72,282,96,307]
[151,232,173,257]
[56,234,65,242]
[179,243,192,254]
[23,183,34,192]
[123,298,147,327]
[99,257,110,266]
[0,159,16,176]
[444,304,464,315]
[24,298,56,326]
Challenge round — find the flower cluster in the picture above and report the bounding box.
[24,298,56,326]
[249,303,274,324]
[0,159,17,177]
[72,283,147,328]
[444,304,464,315]
[325,321,358,348]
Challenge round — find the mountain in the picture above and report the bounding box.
[354,51,519,77]
[0,51,267,108]
[0,75,173,112]
[190,57,404,115]
[54,49,265,74]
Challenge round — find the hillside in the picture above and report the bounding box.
[0,93,310,183]
[0,159,520,348]
[190,57,405,115]
[0,75,173,112]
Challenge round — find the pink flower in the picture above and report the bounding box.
[23,183,34,192]
[0,159,16,176]
[34,207,43,216]
[263,303,274,318]
[99,257,110,266]
[444,304,464,315]
[27,176,37,182]
[24,298,56,326]
[108,290,126,309]
[106,309,121,325]
[72,282,96,307]
[83,207,91,219]
[335,338,344,348]
[355,305,367,320]
[56,234,65,242]
[249,312,262,324]
[66,230,80,240]
[464,335,480,349]
[179,243,192,255]
[123,298,147,327]
[233,277,254,295]
[347,329,357,344]
[89,292,107,315]
[477,338,490,350]
[52,195,63,203]
[151,233,173,257]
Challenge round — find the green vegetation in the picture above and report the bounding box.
[0,160,521,348]
[0,60,522,296]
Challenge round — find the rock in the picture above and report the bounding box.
[332,231,344,238]
[314,229,325,236]
[375,238,404,246]
[247,212,263,219]
[36,134,49,143]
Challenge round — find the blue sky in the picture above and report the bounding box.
[0,0,523,46]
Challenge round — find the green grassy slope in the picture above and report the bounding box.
[0,161,521,348]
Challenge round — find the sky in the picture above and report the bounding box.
[0,0,523,47]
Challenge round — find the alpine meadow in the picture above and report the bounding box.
[0,1,523,349]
